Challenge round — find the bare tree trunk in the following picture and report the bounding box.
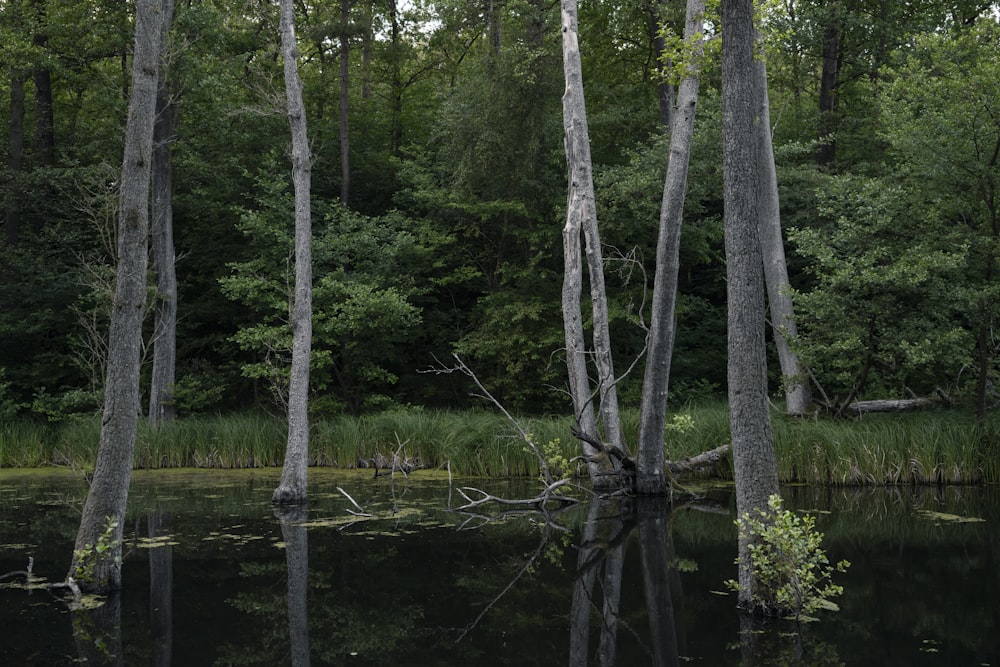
[635,0,705,495]
[69,0,164,594]
[651,2,674,131]
[149,0,177,425]
[816,13,839,168]
[31,0,55,168]
[755,54,812,417]
[273,0,313,506]
[339,0,350,206]
[5,71,25,246]
[560,0,624,485]
[721,0,779,613]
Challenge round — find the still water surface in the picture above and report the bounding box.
[0,469,997,665]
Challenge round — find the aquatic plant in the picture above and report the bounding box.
[726,495,850,620]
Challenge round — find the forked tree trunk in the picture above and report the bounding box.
[635,0,706,495]
[273,0,313,506]
[149,0,177,425]
[560,0,622,488]
[755,53,812,417]
[69,0,164,594]
[721,0,780,612]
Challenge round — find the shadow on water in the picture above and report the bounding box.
[0,470,999,665]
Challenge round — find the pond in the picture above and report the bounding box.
[0,469,997,665]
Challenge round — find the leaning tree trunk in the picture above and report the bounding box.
[273,0,313,506]
[149,0,177,425]
[755,52,812,417]
[721,0,780,613]
[69,0,164,594]
[560,0,624,488]
[635,0,706,495]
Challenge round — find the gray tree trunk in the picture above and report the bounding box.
[560,0,624,488]
[5,71,25,246]
[69,0,164,594]
[635,0,705,495]
[149,0,177,425]
[755,55,812,417]
[721,0,780,612]
[273,0,313,506]
[339,0,350,206]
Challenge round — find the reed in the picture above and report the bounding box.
[0,404,994,484]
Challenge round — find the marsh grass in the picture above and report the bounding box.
[0,404,995,484]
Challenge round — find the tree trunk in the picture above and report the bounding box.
[816,14,840,168]
[755,54,812,417]
[635,0,705,496]
[339,0,351,206]
[5,71,25,246]
[651,3,674,132]
[69,0,164,594]
[721,0,780,613]
[560,0,622,488]
[389,0,403,155]
[149,0,177,425]
[31,0,55,168]
[273,0,313,506]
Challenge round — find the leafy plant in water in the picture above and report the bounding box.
[726,495,849,620]
[72,517,121,587]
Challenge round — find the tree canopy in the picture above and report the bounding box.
[1,0,998,422]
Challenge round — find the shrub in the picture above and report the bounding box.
[726,495,850,620]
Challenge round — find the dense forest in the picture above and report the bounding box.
[1,0,998,421]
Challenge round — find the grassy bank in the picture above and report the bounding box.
[0,404,997,484]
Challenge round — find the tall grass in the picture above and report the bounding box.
[0,403,995,484]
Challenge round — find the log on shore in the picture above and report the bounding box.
[845,396,944,416]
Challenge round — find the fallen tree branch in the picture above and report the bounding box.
[454,479,580,512]
[667,444,731,474]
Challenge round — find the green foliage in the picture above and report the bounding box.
[221,168,424,413]
[72,517,121,587]
[727,495,849,620]
[538,437,570,480]
[789,175,971,399]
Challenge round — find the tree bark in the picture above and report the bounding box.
[755,54,812,416]
[273,0,313,506]
[651,2,674,131]
[339,0,351,206]
[69,0,164,594]
[149,0,177,425]
[816,13,840,168]
[635,0,705,495]
[560,0,625,489]
[31,0,55,168]
[721,0,780,612]
[5,71,25,246]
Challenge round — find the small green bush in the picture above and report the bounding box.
[726,495,850,620]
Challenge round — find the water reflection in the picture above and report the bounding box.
[1,472,999,665]
[275,506,310,667]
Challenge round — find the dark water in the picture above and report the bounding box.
[0,469,998,666]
